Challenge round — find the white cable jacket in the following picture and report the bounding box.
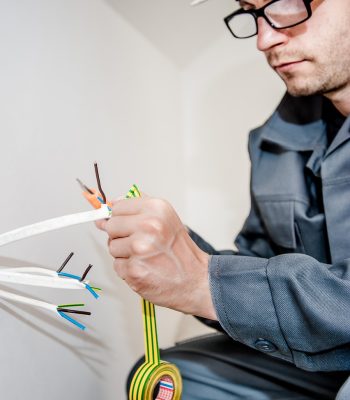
[0,288,57,312]
[0,267,57,276]
[0,271,86,289]
[0,205,111,247]
[190,0,209,5]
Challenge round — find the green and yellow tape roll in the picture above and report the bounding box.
[126,185,182,400]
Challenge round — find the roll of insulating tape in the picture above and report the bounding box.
[126,185,183,400]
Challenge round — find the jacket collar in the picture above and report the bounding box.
[259,93,345,152]
[325,116,350,158]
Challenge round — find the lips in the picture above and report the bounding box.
[273,60,306,72]
[274,60,302,67]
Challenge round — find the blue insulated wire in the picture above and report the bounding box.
[58,311,86,330]
[58,272,81,280]
[85,284,99,299]
[97,196,111,211]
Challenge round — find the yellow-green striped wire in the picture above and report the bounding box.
[126,185,182,400]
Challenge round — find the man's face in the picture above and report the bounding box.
[251,0,350,97]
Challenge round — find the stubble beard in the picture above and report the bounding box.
[267,34,350,98]
[278,63,350,98]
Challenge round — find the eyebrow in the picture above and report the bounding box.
[239,0,273,8]
[238,0,257,8]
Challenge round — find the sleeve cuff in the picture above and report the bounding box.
[209,254,293,362]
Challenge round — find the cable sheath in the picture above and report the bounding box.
[0,205,111,246]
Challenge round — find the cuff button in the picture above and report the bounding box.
[254,339,277,353]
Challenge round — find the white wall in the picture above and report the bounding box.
[175,34,284,340]
[0,1,185,399]
[182,35,284,249]
[0,1,285,399]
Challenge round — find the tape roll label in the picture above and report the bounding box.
[154,376,175,400]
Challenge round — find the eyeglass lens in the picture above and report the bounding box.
[227,0,309,38]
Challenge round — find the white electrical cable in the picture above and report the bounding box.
[190,0,209,5]
[0,267,57,276]
[0,288,57,312]
[0,270,87,289]
[0,205,111,247]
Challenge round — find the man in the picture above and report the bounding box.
[97,0,350,398]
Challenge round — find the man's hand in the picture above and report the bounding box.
[97,196,217,320]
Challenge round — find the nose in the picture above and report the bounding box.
[256,17,288,52]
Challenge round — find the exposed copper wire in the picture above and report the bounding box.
[80,264,93,282]
[57,308,91,316]
[94,162,107,204]
[76,178,94,195]
[57,252,74,273]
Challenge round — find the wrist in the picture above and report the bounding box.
[185,242,218,320]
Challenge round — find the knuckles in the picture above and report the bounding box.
[141,216,165,236]
[145,198,173,219]
[106,197,179,260]
[107,196,184,298]
[141,198,174,236]
[130,237,155,256]
[125,259,149,292]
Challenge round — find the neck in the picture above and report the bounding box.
[324,83,350,117]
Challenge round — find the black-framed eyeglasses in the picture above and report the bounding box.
[224,0,314,39]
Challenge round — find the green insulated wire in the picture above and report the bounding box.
[57,303,85,308]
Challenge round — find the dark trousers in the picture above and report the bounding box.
[127,333,349,399]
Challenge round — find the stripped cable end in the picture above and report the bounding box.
[58,271,81,280]
[57,264,101,299]
[57,303,91,330]
[57,310,86,331]
[85,283,99,299]
[57,252,74,273]
[80,264,93,282]
[57,308,91,316]
[76,178,94,195]
[58,303,85,308]
[94,163,107,205]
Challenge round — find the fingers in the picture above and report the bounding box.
[113,258,148,292]
[108,234,159,259]
[108,236,131,258]
[113,258,128,280]
[95,198,142,232]
[110,193,153,214]
[111,197,144,216]
[104,215,142,238]
[95,219,107,231]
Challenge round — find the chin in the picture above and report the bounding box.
[284,79,322,97]
[285,86,312,97]
[283,74,345,98]
[286,87,315,97]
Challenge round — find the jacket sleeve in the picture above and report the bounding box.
[190,198,350,371]
[209,252,350,371]
[207,131,350,372]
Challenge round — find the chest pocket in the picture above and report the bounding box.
[256,197,297,250]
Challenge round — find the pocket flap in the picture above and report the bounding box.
[256,199,296,249]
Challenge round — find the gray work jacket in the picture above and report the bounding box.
[196,93,350,396]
